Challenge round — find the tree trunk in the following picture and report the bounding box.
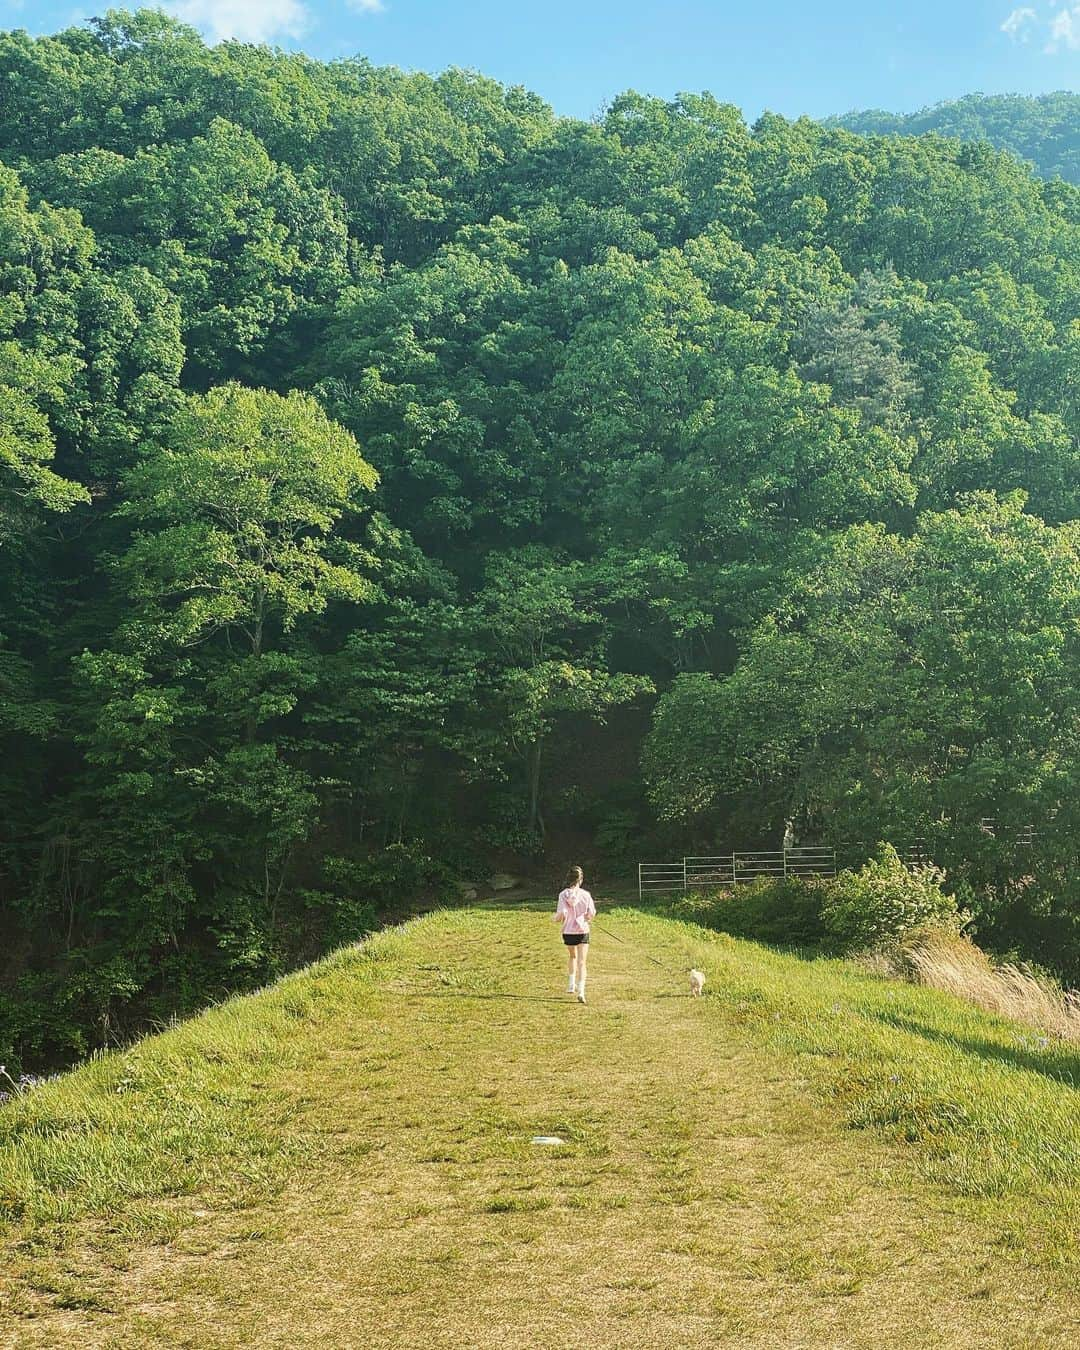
[247,592,265,745]
[527,736,544,840]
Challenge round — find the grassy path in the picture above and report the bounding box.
[2,903,1078,1347]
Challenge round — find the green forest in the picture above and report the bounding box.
[1,9,1078,1071]
[831,91,1080,184]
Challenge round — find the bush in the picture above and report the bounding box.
[298,890,379,949]
[673,876,829,947]
[322,844,459,914]
[667,845,967,956]
[594,807,640,864]
[964,874,1080,988]
[822,844,965,953]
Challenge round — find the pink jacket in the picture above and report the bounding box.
[556,886,596,935]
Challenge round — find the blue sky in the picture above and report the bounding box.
[4,2,1079,120]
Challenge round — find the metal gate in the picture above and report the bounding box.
[685,856,737,888]
[637,861,691,896]
[637,847,837,900]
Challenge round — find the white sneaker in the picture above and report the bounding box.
[577,990,587,1004]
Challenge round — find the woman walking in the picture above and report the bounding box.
[553,866,596,1003]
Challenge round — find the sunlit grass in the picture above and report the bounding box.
[0,935,403,1230]
[646,911,1078,1204]
[1,906,1077,1346]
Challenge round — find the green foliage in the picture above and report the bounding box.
[830,93,1080,185]
[645,495,1080,974]
[821,846,966,953]
[0,165,92,534]
[592,807,640,864]
[323,844,458,909]
[2,10,1080,1068]
[119,383,377,648]
[670,850,963,955]
[674,877,829,948]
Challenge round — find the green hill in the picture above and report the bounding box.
[4,14,1080,1066]
[2,904,1077,1347]
[829,92,1080,183]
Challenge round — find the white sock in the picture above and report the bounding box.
[568,973,576,991]
[577,975,586,996]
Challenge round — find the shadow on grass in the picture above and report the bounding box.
[400,991,570,1004]
[399,989,694,1002]
[633,897,1080,1086]
[866,1008,1079,1088]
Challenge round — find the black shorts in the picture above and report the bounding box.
[563,932,589,946]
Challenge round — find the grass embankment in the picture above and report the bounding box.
[1,904,1077,1348]
[865,927,1080,1040]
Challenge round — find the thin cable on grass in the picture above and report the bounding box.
[591,922,687,977]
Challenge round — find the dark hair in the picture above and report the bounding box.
[567,865,584,887]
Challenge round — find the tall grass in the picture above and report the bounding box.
[864,928,1080,1042]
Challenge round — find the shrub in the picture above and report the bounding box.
[298,890,379,949]
[822,844,965,953]
[670,846,966,955]
[674,876,829,947]
[594,807,640,863]
[322,844,459,913]
[962,874,1080,988]
[282,844,463,955]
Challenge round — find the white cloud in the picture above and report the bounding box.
[160,0,310,44]
[347,0,386,12]
[1001,6,1037,42]
[1000,5,1080,52]
[1045,6,1080,52]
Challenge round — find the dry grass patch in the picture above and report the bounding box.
[864,926,1080,1042]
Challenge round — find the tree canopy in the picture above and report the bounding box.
[2,10,1079,1067]
[830,92,1080,186]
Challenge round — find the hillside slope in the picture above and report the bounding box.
[829,91,1080,182]
[5,16,1080,1063]
[1,904,1078,1348]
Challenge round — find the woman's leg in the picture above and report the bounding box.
[576,942,589,999]
[566,943,577,990]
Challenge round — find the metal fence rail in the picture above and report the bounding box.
[638,862,688,895]
[685,856,737,889]
[638,848,838,900]
[780,847,837,878]
[733,851,786,883]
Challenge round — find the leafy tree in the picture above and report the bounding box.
[67,385,378,1024]
[793,268,918,432]
[830,93,1080,185]
[0,165,92,532]
[645,496,1080,946]
[117,383,376,659]
[471,550,654,838]
[2,10,1080,1065]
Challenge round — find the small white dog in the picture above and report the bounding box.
[688,968,706,997]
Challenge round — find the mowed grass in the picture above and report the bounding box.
[0,903,1077,1349]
